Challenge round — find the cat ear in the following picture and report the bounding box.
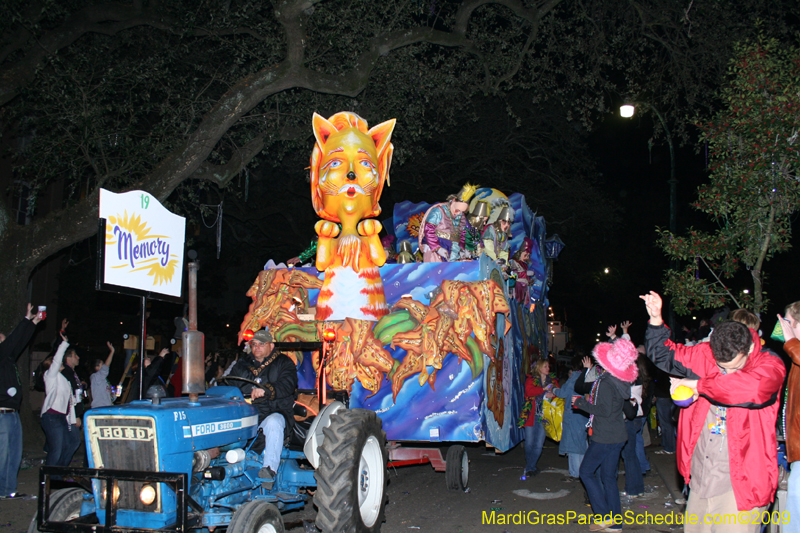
[368,118,396,156]
[312,113,338,148]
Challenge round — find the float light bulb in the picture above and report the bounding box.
[242,329,254,341]
[323,328,336,342]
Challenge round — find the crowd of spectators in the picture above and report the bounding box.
[3,284,800,533]
[525,293,795,533]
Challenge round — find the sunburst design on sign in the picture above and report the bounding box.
[105,211,167,245]
[131,257,180,286]
[105,210,176,286]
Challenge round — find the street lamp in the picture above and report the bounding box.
[620,104,635,118]
[621,101,678,334]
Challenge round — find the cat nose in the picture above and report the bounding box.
[346,171,356,181]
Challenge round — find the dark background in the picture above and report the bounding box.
[45,103,800,388]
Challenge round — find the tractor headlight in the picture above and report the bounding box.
[139,484,156,506]
[101,483,121,506]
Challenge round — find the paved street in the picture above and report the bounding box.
[3,436,686,533]
[282,438,685,533]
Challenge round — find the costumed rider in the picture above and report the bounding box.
[419,183,478,262]
[228,329,297,486]
[465,200,490,259]
[508,237,534,302]
[482,205,514,270]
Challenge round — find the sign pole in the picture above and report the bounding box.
[138,296,147,400]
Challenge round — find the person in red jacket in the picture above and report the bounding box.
[517,358,558,478]
[641,291,785,532]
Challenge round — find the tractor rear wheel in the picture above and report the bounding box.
[314,408,387,533]
[228,501,284,533]
[27,488,87,533]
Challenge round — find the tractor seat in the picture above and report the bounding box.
[293,403,308,418]
[289,416,314,451]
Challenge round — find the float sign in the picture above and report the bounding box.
[97,188,185,302]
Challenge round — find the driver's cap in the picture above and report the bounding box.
[251,329,273,344]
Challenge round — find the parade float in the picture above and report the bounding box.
[29,112,563,533]
[238,112,559,456]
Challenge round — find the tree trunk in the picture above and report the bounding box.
[751,204,776,314]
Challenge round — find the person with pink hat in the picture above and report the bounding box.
[572,338,639,532]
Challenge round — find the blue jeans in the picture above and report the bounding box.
[0,411,23,496]
[568,453,584,478]
[258,413,285,472]
[41,412,81,468]
[523,421,546,473]
[655,397,677,453]
[787,461,800,533]
[580,440,625,524]
[622,419,644,495]
[634,417,650,472]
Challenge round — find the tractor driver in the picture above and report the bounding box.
[228,329,297,486]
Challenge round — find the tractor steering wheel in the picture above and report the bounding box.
[218,375,269,404]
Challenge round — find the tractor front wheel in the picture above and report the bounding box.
[228,500,284,533]
[27,488,87,533]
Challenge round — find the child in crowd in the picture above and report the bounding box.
[90,342,116,408]
[518,358,558,478]
[552,356,589,480]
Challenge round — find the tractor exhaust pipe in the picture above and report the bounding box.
[183,253,205,402]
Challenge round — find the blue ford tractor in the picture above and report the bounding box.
[29,369,388,533]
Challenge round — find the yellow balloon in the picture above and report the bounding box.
[671,384,695,406]
[671,385,693,401]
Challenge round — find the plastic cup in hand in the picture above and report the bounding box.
[771,320,786,342]
[37,306,46,320]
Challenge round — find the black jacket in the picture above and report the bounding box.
[61,365,86,419]
[574,371,632,444]
[0,318,37,410]
[128,355,166,402]
[228,350,298,440]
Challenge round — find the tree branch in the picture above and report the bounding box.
[191,134,267,187]
[698,256,741,308]
[0,3,176,106]
[0,0,567,285]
